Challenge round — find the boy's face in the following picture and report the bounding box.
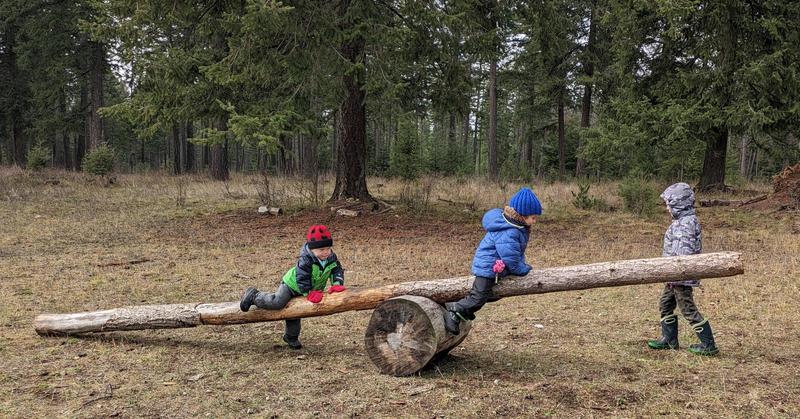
[311,246,332,260]
[522,215,538,226]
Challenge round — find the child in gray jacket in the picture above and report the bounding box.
[647,183,719,355]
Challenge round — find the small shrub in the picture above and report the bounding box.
[26,146,51,171]
[618,173,659,216]
[571,183,611,212]
[82,144,115,176]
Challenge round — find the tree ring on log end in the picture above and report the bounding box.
[364,295,471,376]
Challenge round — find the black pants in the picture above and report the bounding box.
[659,284,704,324]
[449,276,496,320]
[254,283,302,338]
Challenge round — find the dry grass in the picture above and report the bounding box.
[1,170,798,418]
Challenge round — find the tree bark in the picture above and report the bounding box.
[3,24,27,166]
[700,2,736,192]
[34,252,742,336]
[488,59,498,180]
[698,126,728,191]
[86,40,105,151]
[330,0,372,202]
[576,0,596,177]
[172,123,182,175]
[209,117,229,180]
[558,89,566,178]
[738,134,749,180]
[185,121,195,172]
[365,296,472,376]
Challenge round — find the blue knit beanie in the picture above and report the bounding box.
[509,187,542,216]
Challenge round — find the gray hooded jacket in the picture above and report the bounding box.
[661,183,701,287]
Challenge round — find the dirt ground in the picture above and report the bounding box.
[1,170,799,418]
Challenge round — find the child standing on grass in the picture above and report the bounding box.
[444,187,542,334]
[647,182,719,356]
[239,225,346,349]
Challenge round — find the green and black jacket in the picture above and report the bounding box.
[282,244,344,295]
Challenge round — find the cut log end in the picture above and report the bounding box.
[364,296,471,376]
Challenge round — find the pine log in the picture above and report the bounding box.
[364,296,471,376]
[257,206,283,215]
[34,252,743,336]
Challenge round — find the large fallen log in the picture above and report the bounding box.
[34,252,743,336]
[364,296,472,376]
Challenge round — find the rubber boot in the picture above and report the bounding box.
[443,303,462,335]
[647,314,679,350]
[282,334,303,350]
[688,319,719,356]
[240,287,259,312]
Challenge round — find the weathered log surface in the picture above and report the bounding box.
[364,296,471,376]
[34,252,743,336]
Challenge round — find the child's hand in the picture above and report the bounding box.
[328,285,347,294]
[492,259,506,274]
[307,290,324,304]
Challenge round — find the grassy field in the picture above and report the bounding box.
[1,168,798,418]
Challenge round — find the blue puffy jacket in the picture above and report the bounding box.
[471,208,532,278]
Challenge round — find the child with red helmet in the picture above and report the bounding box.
[239,225,346,349]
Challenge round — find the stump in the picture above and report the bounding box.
[364,296,471,376]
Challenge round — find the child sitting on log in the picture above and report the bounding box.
[647,183,719,355]
[239,225,346,349]
[444,187,542,334]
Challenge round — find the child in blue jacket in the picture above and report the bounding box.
[444,187,542,334]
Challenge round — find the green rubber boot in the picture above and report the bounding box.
[647,314,679,350]
[688,319,719,356]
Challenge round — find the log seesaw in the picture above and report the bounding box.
[34,252,743,376]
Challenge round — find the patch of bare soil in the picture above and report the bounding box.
[167,207,484,247]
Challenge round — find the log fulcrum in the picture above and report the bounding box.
[34,252,743,336]
[364,296,472,376]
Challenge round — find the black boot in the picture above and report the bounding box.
[443,303,461,335]
[240,287,259,312]
[688,320,719,356]
[647,314,679,350]
[282,334,303,350]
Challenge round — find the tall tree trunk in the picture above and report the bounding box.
[172,123,182,175]
[448,111,457,173]
[576,0,596,177]
[488,60,498,180]
[331,0,372,201]
[557,89,566,178]
[3,24,26,166]
[76,83,87,170]
[210,118,229,181]
[54,93,67,168]
[473,65,483,175]
[738,134,749,179]
[526,130,534,174]
[185,121,195,172]
[86,41,105,151]
[698,126,728,191]
[699,2,737,191]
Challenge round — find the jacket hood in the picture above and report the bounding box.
[661,182,696,219]
[482,208,527,232]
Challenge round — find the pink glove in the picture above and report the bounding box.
[328,285,347,294]
[307,290,324,304]
[492,259,506,274]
